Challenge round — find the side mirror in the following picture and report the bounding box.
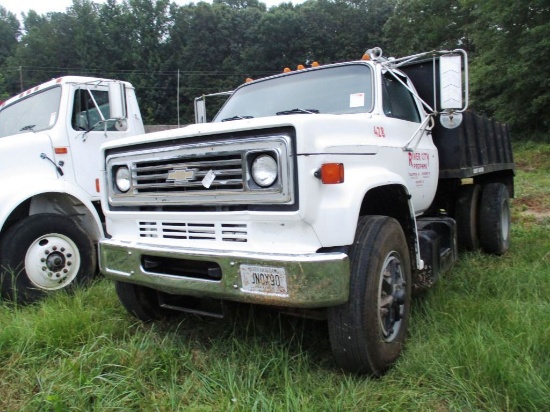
[439,51,468,129]
[108,82,127,120]
[439,53,466,111]
[194,96,206,123]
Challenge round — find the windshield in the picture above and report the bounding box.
[0,86,62,138]
[214,64,373,122]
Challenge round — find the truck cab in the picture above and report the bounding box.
[0,76,144,303]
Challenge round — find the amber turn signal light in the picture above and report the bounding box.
[316,163,344,184]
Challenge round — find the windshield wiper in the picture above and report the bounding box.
[276,108,319,115]
[221,115,254,122]
[20,124,36,131]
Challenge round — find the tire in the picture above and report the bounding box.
[0,213,96,304]
[479,183,511,255]
[455,184,481,251]
[115,281,173,322]
[328,216,412,376]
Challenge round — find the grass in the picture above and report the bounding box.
[1,143,549,411]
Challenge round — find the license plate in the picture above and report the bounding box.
[240,264,288,295]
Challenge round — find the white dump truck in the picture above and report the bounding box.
[98,48,514,375]
[0,76,144,303]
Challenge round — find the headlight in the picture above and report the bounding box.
[115,166,131,192]
[251,154,278,187]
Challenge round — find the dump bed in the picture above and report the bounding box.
[401,59,515,180]
[431,111,514,179]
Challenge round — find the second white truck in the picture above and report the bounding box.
[98,48,514,375]
[0,76,144,303]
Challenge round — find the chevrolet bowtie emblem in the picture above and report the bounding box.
[167,168,196,183]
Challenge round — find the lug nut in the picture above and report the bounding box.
[63,269,68,273]
[67,253,72,258]
[61,247,65,252]
[53,246,57,251]
[42,266,47,271]
[67,262,72,266]
[45,250,49,254]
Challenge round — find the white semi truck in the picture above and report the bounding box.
[0,76,144,303]
[98,48,514,375]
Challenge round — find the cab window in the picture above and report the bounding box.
[382,72,421,123]
[72,89,124,131]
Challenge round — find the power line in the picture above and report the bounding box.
[3,65,277,77]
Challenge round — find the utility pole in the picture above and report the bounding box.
[19,66,23,92]
[177,69,180,128]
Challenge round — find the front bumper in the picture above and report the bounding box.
[99,239,350,308]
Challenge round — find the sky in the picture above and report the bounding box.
[1,0,306,18]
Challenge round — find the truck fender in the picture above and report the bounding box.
[304,166,422,270]
[0,178,104,242]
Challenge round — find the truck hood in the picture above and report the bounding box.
[101,113,380,155]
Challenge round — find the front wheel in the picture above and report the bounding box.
[115,281,174,322]
[328,216,412,375]
[0,214,96,303]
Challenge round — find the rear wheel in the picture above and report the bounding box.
[455,184,481,251]
[0,214,96,304]
[479,183,511,255]
[328,216,411,375]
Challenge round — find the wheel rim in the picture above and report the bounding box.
[24,233,81,290]
[378,251,406,342]
[501,200,510,242]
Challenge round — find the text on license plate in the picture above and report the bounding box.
[240,264,288,295]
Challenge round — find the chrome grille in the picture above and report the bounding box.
[106,134,294,207]
[134,154,243,193]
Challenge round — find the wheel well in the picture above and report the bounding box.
[359,185,416,263]
[2,199,31,232]
[474,170,515,198]
[2,193,102,242]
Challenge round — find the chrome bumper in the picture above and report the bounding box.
[99,239,350,308]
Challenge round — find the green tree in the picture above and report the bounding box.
[0,6,21,94]
[298,0,395,63]
[0,6,20,65]
[466,0,549,135]
[382,0,472,55]
[4,10,77,92]
[66,0,108,72]
[119,0,173,124]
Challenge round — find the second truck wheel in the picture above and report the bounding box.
[0,213,96,304]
